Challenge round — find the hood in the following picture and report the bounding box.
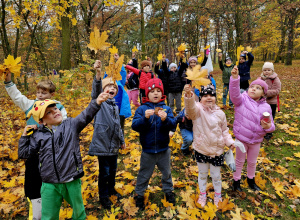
[260,72,278,80]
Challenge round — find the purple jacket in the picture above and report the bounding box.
[229,76,275,144]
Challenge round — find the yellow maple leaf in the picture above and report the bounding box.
[132,46,138,53]
[87,27,111,54]
[271,180,285,197]
[122,171,134,180]
[275,165,288,175]
[197,56,204,64]
[216,48,222,53]
[294,152,300,158]
[109,46,118,55]
[230,207,243,220]
[236,45,244,65]
[241,210,255,220]
[157,53,163,61]
[186,65,211,88]
[204,45,210,50]
[287,140,300,146]
[204,202,217,219]
[187,208,201,219]
[2,55,22,77]
[217,198,235,212]
[246,46,252,52]
[105,54,124,81]
[178,43,187,52]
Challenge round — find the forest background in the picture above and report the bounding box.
[0,0,300,219]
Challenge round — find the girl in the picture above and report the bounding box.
[230,66,275,192]
[259,62,281,140]
[184,84,235,208]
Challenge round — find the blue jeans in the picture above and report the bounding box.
[222,83,233,106]
[180,129,193,151]
[98,155,118,199]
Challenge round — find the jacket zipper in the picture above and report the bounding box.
[47,127,60,182]
[154,103,157,153]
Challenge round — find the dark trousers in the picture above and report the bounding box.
[139,89,145,104]
[25,155,42,199]
[240,80,249,90]
[98,155,118,199]
[270,104,277,120]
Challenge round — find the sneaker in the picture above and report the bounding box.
[100,197,112,209]
[214,194,222,208]
[165,192,175,205]
[134,195,145,210]
[197,193,206,208]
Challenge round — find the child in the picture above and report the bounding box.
[259,62,281,140]
[126,59,155,103]
[132,78,176,210]
[154,58,169,104]
[184,84,235,208]
[218,53,235,108]
[238,51,254,92]
[126,54,140,108]
[176,108,193,156]
[88,60,126,209]
[4,72,67,220]
[230,66,275,192]
[18,92,109,219]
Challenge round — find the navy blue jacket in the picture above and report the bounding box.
[176,108,193,131]
[238,52,254,82]
[132,101,176,153]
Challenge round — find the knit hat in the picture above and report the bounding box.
[240,53,247,59]
[262,62,274,71]
[199,84,216,100]
[188,56,198,64]
[143,78,166,103]
[225,57,232,62]
[102,77,119,93]
[250,79,268,94]
[169,63,177,69]
[27,100,58,123]
[141,60,151,69]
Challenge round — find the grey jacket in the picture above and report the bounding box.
[88,77,124,156]
[18,100,101,183]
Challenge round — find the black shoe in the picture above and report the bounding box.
[165,192,175,205]
[232,180,243,192]
[134,195,145,210]
[247,177,261,191]
[264,133,273,141]
[100,197,112,209]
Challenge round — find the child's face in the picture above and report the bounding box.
[189,60,197,68]
[41,106,62,126]
[263,68,273,77]
[225,59,232,65]
[36,89,54,101]
[148,88,162,103]
[239,57,245,63]
[104,84,117,99]
[200,94,216,108]
[248,84,264,101]
[143,65,150,73]
[170,66,177,72]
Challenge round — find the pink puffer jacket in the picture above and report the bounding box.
[229,76,275,144]
[184,94,234,157]
[260,72,281,105]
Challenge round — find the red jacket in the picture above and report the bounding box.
[125,65,155,90]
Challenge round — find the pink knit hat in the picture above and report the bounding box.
[188,56,198,64]
[250,79,268,94]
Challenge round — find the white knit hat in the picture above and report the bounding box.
[262,62,274,71]
[169,63,177,69]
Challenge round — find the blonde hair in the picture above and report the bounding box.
[37,80,56,93]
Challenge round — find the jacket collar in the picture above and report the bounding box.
[260,72,278,80]
[200,103,220,112]
[105,98,116,105]
[243,91,266,104]
[143,100,166,107]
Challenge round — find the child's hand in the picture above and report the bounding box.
[114,53,119,60]
[22,125,38,136]
[121,143,126,149]
[156,61,160,66]
[242,51,248,54]
[96,92,109,105]
[231,66,239,79]
[145,109,155,118]
[261,119,271,130]
[157,110,167,121]
[4,71,11,82]
[218,53,222,59]
[230,144,235,150]
[94,60,102,70]
[132,53,136,59]
[169,131,174,137]
[184,84,192,97]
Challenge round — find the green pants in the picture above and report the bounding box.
[41,179,86,220]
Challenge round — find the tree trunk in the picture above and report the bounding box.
[234,0,243,49]
[61,14,72,72]
[140,0,145,60]
[0,0,11,57]
[285,9,297,65]
[275,14,287,63]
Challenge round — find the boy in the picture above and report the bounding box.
[4,71,67,219]
[126,59,155,103]
[18,92,109,219]
[88,60,126,209]
[132,78,176,210]
[238,50,254,92]
[218,53,235,108]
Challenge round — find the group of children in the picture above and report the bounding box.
[3,49,281,219]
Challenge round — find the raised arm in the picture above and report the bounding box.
[229,66,243,106]
[18,126,39,159]
[184,84,200,120]
[125,65,140,75]
[247,52,254,67]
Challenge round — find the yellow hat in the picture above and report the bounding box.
[27,100,58,123]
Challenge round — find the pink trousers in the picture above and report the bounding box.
[127,89,140,108]
[233,141,261,181]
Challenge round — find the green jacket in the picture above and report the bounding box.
[219,61,234,84]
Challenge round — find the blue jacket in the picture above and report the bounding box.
[104,66,131,118]
[238,52,254,82]
[132,101,176,153]
[176,108,193,131]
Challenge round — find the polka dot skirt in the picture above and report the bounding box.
[194,151,224,167]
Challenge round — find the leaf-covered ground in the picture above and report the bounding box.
[0,61,299,219]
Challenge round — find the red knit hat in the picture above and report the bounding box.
[143,78,166,103]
